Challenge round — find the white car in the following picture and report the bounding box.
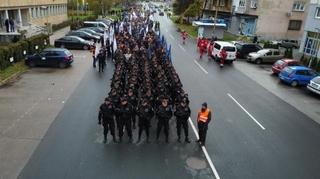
[212,41,237,62]
[307,76,320,95]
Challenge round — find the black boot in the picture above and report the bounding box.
[185,138,191,143]
[165,137,169,143]
[119,137,122,143]
[112,136,117,143]
[146,136,150,143]
[177,136,181,143]
[103,136,107,143]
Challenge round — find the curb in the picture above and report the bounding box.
[0,69,27,87]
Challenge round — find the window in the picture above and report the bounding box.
[292,1,305,11]
[239,0,246,7]
[266,51,272,56]
[295,70,306,75]
[219,0,225,6]
[316,7,320,18]
[288,20,302,30]
[250,0,258,9]
[214,43,221,50]
[304,36,320,57]
[273,51,280,55]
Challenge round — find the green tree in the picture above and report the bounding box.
[173,0,195,15]
[183,0,202,22]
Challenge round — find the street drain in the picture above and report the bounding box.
[186,157,207,170]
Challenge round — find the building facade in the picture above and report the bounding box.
[229,0,309,40]
[299,0,320,59]
[0,0,68,32]
[202,0,233,27]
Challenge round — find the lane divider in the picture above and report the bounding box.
[227,93,266,130]
[169,34,175,40]
[194,60,209,74]
[188,117,221,179]
[178,44,186,52]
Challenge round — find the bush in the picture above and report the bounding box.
[284,48,293,58]
[0,33,50,70]
[52,20,72,32]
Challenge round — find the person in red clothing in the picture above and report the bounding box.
[220,48,227,68]
[181,30,188,44]
[199,38,206,59]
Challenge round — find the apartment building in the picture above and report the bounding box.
[299,0,320,59]
[229,0,309,40]
[202,0,233,26]
[0,0,68,32]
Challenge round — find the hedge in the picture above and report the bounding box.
[0,34,50,70]
[52,20,72,32]
[300,55,320,72]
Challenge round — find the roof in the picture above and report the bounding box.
[215,41,235,46]
[288,66,311,70]
[192,21,227,27]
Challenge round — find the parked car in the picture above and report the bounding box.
[272,59,301,75]
[247,49,283,64]
[85,27,105,34]
[307,76,320,95]
[66,30,100,42]
[279,66,318,87]
[96,18,112,26]
[78,28,103,38]
[279,39,299,49]
[25,48,73,68]
[54,36,93,50]
[83,21,108,29]
[235,42,262,59]
[212,41,237,63]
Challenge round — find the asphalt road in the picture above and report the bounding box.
[18,14,320,179]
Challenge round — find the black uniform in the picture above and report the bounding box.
[156,104,173,142]
[128,94,137,128]
[117,102,134,142]
[174,103,191,142]
[137,103,154,142]
[98,103,116,143]
[198,108,212,146]
[97,52,105,72]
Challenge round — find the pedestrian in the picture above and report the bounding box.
[9,18,14,32]
[117,97,134,143]
[156,97,173,143]
[253,35,258,43]
[174,100,191,143]
[5,19,9,33]
[98,98,117,143]
[199,38,206,59]
[97,49,105,72]
[90,43,96,68]
[137,99,154,143]
[127,89,137,129]
[181,30,188,45]
[220,48,227,68]
[208,41,214,59]
[197,102,212,146]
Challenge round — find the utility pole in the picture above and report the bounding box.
[213,0,219,31]
[201,0,208,18]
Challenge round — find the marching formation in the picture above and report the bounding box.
[98,5,212,146]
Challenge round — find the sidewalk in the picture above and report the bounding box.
[0,26,91,179]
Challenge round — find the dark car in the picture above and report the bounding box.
[86,27,105,34]
[235,42,262,59]
[66,30,100,42]
[54,36,93,50]
[78,28,103,38]
[25,48,73,68]
[279,40,299,49]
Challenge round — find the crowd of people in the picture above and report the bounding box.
[98,5,212,146]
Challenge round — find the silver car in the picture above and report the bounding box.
[307,76,320,95]
[247,49,284,64]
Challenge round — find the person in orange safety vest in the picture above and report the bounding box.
[199,38,206,59]
[197,102,212,146]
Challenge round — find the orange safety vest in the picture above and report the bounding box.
[198,109,210,123]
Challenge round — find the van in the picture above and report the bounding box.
[212,41,237,62]
[83,21,108,30]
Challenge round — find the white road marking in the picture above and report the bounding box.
[227,93,266,130]
[169,34,175,40]
[194,60,208,74]
[188,117,221,179]
[178,44,186,52]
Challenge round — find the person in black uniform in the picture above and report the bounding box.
[174,100,191,143]
[127,89,137,129]
[137,99,154,143]
[117,97,134,142]
[98,98,116,143]
[97,49,106,72]
[156,97,173,143]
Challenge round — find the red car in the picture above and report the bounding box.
[272,59,301,75]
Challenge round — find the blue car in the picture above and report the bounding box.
[279,66,318,87]
[25,48,73,68]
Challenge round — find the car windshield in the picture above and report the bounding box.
[223,46,236,52]
[72,36,85,42]
[235,44,242,50]
[275,60,285,66]
[313,77,320,83]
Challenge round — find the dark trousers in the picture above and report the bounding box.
[176,118,189,138]
[93,56,96,67]
[10,25,14,32]
[198,122,208,144]
[98,60,105,72]
[156,119,169,139]
[5,25,9,33]
[118,118,132,138]
[102,119,115,138]
[131,115,136,127]
[138,118,150,139]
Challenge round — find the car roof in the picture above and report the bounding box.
[288,66,311,70]
[281,59,299,63]
[215,41,235,46]
[43,48,66,52]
